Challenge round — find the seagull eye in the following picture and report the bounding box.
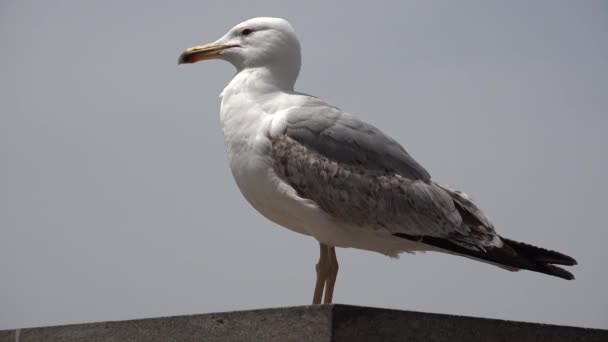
[241,28,254,36]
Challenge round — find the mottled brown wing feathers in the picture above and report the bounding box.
[272,135,466,238]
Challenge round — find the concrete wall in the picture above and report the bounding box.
[2,305,607,342]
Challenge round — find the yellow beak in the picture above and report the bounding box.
[178,44,237,64]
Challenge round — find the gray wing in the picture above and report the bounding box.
[283,98,430,180]
[273,98,500,247]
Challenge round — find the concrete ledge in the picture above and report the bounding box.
[2,305,607,342]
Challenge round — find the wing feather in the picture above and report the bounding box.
[283,98,430,180]
[273,135,480,240]
[270,98,576,279]
[272,99,500,248]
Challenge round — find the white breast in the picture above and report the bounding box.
[219,77,315,236]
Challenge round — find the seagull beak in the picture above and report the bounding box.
[178,44,236,64]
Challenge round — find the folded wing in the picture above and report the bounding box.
[271,98,576,279]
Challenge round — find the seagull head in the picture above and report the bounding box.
[178,17,301,75]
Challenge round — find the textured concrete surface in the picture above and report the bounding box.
[331,305,608,342]
[1,305,607,342]
[0,306,332,342]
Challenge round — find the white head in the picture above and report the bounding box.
[179,17,301,89]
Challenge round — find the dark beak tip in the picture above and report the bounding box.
[178,52,191,65]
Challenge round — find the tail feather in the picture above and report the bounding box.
[537,263,576,281]
[394,233,577,280]
[501,237,577,266]
[418,184,577,279]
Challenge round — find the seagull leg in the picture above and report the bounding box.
[312,243,329,305]
[323,247,339,304]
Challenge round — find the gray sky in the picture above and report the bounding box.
[1,0,607,330]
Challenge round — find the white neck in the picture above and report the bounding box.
[221,66,297,100]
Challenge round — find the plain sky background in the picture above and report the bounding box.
[1,0,607,330]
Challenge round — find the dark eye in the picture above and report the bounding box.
[241,28,254,36]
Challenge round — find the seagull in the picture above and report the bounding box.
[178,17,577,304]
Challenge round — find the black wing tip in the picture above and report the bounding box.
[557,255,578,266]
[501,237,578,266]
[535,254,577,267]
[543,264,575,280]
[394,234,577,280]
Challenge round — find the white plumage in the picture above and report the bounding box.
[178,17,576,304]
